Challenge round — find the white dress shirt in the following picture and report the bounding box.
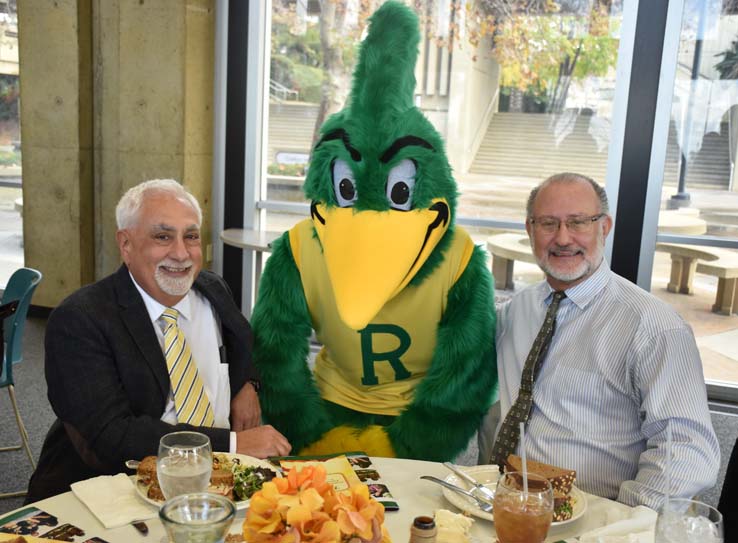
[495,261,720,509]
[131,275,237,452]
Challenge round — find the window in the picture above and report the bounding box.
[261,0,625,254]
[647,0,738,397]
[219,0,737,399]
[0,0,21,287]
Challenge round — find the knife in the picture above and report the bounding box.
[443,462,496,503]
[132,521,149,536]
[419,476,494,513]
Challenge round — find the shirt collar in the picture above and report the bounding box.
[538,259,611,309]
[129,272,193,324]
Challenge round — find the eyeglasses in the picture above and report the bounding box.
[529,214,606,234]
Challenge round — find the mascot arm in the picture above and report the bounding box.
[251,232,334,452]
[386,245,498,460]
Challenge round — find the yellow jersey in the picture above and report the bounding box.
[289,219,475,416]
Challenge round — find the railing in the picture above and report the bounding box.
[269,79,298,102]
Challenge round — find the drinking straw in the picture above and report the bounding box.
[665,421,672,506]
[519,422,529,497]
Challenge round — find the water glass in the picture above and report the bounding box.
[157,431,212,500]
[493,471,554,543]
[160,492,236,543]
[655,498,723,543]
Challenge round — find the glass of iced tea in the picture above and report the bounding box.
[493,471,554,543]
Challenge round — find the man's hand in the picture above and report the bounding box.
[230,382,261,431]
[236,425,291,458]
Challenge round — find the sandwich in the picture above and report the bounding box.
[209,467,235,500]
[505,454,576,522]
[136,455,158,486]
[135,456,166,501]
[135,454,270,502]
[135,455,233,501]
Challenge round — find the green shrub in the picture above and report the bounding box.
[292,64,324,103]
[0,150,20,166]
[267,163,307,177]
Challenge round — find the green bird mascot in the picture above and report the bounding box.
[251,0,496,461]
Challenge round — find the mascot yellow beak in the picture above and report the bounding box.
[311,198,450,330]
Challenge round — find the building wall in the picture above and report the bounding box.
[18,0,215,307]
[447,36,499,175]
[413,9,500,175]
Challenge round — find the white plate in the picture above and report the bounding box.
[442,465,499,522]
[441,465,587,525]
[134,453,278,510]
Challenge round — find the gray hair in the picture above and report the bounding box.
[526,172,609,218]
[116,179,202,229]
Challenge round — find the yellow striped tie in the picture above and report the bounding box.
[161,308,215,427]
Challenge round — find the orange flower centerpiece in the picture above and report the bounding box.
[243,465,392,543]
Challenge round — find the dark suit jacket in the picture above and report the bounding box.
[719,436,737,541]
[27,265,255,501]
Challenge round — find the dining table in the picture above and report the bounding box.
[0,456,657,543]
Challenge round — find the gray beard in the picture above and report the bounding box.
[154,265,195,297]
[537,233,605,284]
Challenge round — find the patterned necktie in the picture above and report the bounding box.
[161,308,215,426]
[490,290,567,466]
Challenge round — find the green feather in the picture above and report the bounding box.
[303,0,458,283]
[349,1,419,120]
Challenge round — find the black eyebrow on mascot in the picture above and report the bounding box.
[251,0,497,461]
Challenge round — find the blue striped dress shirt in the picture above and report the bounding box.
[496,261,720,508]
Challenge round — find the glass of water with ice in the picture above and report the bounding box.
[655,498,724,543]
[157,431,212,500]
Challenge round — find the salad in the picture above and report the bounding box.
[212,453,278,501]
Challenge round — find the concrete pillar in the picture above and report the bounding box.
[445,34,499,175]
[18,0,94,308]
[94,0,215,278]
[19,0,215,307]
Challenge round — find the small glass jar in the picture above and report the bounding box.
[409,515,437,542]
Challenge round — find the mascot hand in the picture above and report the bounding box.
[299,425,396,457]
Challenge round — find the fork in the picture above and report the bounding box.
[443,461,497,503]
[420,475,494,513]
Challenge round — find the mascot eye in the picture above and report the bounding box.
[386,159,416,211]
[332,159,358,207]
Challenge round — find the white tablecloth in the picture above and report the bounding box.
[3,457,655,542]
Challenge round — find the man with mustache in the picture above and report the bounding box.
[480,172,719,509]
[27,179,290,501]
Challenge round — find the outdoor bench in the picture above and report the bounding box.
[486,233,536,290]
[696,252,738,315]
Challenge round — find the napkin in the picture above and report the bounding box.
[71,473,158,529]
[577,505,657,543]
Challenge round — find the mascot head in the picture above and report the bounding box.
[304,1,458,330]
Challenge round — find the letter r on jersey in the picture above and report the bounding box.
[359,324,412,385]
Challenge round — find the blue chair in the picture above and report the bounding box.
[0,267,42,498]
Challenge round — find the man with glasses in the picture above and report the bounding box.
[480,172,719,509]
